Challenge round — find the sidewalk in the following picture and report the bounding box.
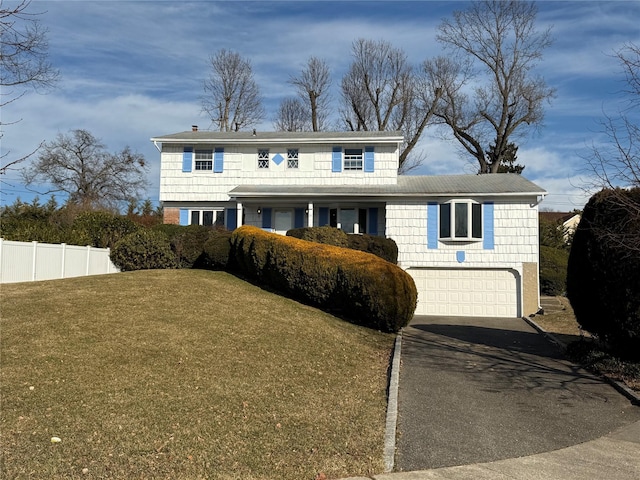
[343,420,640,479]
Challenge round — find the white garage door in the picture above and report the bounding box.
[408,268,519,317]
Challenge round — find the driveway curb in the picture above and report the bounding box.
[523,315,640,406]
[383,330,403,472]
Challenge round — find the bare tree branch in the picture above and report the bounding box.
[290,56,331,132]
[426,0,555,174]
[0,0,59,174]
[201,49,264,132]
[21,129,148,211]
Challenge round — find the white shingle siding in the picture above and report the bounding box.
[386,200,539,269]
[159,143,399,202]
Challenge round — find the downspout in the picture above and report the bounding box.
[531,193,546,207]
[153,140,161,153]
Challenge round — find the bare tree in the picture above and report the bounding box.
[582,43,640,253]
[289,56,331,131]
[423,0,555,174]
[273,97,310,132]
[1,0,59,175]
[202,49,264,132]
[340,38,441,172]
[22,129,148,211]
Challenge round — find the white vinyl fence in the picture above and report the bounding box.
[0,238,119,284]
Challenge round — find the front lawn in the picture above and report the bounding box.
[0,270,394,479]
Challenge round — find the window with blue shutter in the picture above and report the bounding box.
[427,203,438,249]
[294,208,304,228]
[364,146,375,172]
[182,147,193,172]
[179,209,189,226]
[483,202,494,249]
[226,208,237,230]
[319,207,329,226]
[261,208,272,229]
[214,147,224,173]
[368,208,378,235]
[332,147,342,172]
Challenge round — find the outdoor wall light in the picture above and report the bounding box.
[257,208,262,214]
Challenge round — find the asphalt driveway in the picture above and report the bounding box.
[395,315,640,472]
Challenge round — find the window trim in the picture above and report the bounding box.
[439,200,483,241]
[343,148,363,171]
[258,148,269,169]
[189,209,225,227]
[194,149,213,171]
[287,148,299,169]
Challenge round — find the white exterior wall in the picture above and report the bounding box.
[160,143,399,202]
[386,199,539,270]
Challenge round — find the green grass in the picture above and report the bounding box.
[1,270,394,479]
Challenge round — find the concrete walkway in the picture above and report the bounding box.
[347,420,640,480]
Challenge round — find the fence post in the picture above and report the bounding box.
[86,245,91,276]
[60,243,67,279]
[0,238,3,283]
[32,241,38,281]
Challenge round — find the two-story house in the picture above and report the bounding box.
[152,128,546,318]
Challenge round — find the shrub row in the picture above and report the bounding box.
[286,226,398,264]
[230,225,416,332]
[111,225,232,272]
[567,188,640,359]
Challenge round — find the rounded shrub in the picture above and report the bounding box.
[287,226,349,248]
[70,211,140,248]
[111,229,177,271]
[199,229,232,270]
[231,225,417,332]
[170,224,215,268]
[287,226,399,263]
[567,188,640,359]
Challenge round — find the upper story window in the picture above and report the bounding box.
[344,148,363,170]
[439,200,482,240]
[258,149,269,169]
[287,149,299,169]
[194,150,213,170]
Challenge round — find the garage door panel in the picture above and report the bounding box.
[409,268,519,318]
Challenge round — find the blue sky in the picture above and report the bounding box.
[2,0,639,211]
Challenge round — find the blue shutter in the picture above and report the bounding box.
[368,207,378,235]
[262,208,272,229]
[179,209,189,226]
[427,203,438,249]
[214,147,224,173]
[294,208,304,228]
[319,207,329,226]
[483,202,495,250]
[364,146,375,172]
[332,147,342,172]
[182,147,193,172]
[226,208,237,230]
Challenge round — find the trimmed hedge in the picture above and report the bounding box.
[567,188,640,359]
[111,229,177,271]
[287,226,399,264]
[70,211,140,249]
[230,225,416,332]
[199,229,232,270]
[170,224,215,268]
[539,245,568,296]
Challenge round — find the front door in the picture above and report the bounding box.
[274,210,293,235]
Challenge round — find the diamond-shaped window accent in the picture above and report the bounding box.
[272,153,284,166]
